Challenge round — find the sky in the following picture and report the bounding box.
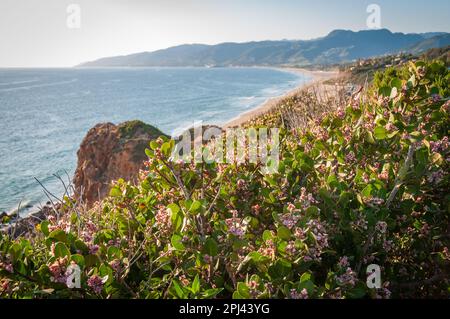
[0,0,449,67]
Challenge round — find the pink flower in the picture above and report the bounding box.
[225,217,247,238]
[378,171,389,181]
[338,256,349,268]
[0,262,13,273]
[375,221,388,234]
[290,288,308,299]
[203,254,213,264]
[336,267,357,287]
[251,204,261,215]
[89,244,100,255]
[280,213,299,229]
[87,275,104,294]
[109,259,121,272]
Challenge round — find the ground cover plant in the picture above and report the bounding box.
[0,60,449,298]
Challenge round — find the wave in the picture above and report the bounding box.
[0,79,78,92]
[0,79,40,87]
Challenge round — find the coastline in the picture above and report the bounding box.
[1,66,339,222]
[222,67,340,128]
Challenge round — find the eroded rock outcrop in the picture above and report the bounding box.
[73,120,166,208]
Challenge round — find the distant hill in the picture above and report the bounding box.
[79,29,450,67]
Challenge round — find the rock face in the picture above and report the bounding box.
[73,120,166,208]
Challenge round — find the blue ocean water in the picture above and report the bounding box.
[0,67,310,215]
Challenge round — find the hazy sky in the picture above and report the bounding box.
[1,0,449,67]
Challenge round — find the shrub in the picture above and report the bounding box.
[0,60,448,298]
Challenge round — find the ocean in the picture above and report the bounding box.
[0,67,310,216]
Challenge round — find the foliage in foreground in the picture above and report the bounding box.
[0,60,449,299]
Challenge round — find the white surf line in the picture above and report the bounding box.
[0,79,40,86]
[0,79,78,92]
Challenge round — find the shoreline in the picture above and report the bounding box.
[2,67,340,221]
[222,67,340,128]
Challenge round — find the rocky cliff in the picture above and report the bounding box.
[73,120,167,207]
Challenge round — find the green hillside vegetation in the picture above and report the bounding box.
[0,60,448,298]
[80,30,450,68]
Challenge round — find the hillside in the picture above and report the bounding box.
[79,29,450,67]
[1,58,448,299]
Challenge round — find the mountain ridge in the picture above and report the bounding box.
[79,29,450,67]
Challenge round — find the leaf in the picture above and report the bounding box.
[262,230,273,242]
[74,239,89,254]
[189,200,202,213]
[232,291,244,299]
[305,206,320,217]
[171,280,184,298]
[373,126,387,140]
[150,140,159,150]
[168,203,183,232]
[40,220,50,236]
[85,254,101,268]
[171,234,185,250]
[70,254,85,268]
[365,131,376,144]
[48,229,68,243]
[54,242,70,258]
[191,274,200,294]
[277,226,291,240]
[237,282,250,298]
[202,288,223,298]
[390,77,402,90]
[202,238,218,257]
[300,272,312,283]
[268,259,292,279]
[248,251,264,262]
[109,186,122,197]
[144,148,153,157]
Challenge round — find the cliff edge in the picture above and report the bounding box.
[73,120,166,207]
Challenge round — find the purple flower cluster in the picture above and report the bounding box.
[279,213,299,229]
[350,212,368,231]
[345,151,356,164]
[338,256,350,268]
[427,169,444,185]
[0,261,13,273]
[290,288,308,299]
[336,267,357,287]
[303,219,329,261]
[430,136,448,153]
[225,216,247,238]
[87,275,104,294]
[375,221,388,234]
[48,257,69,284]
[258,240,276,259]
[155,207,172,234]
[298,187,318,210]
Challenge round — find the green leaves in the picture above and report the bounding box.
[171,234,185,250]
[277,226,291,241]
[189,200,202,213]
[202,238,218,257]
[168,203,183,232]
[0,60,448,299]
[53,242,70,258]
[268,259,292,279]
[373,126,387,140]
[48,229,68,243]
[109,186,122,197]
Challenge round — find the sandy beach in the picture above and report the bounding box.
[223,68,340,128]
